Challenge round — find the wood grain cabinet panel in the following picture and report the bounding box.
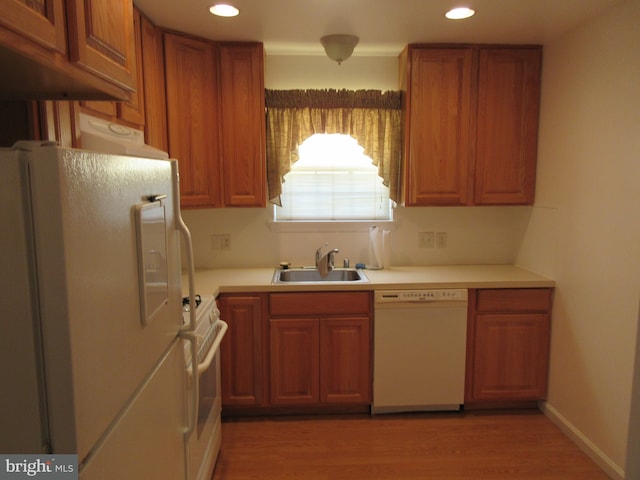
[269,292,372,408]
[79,8,145,128]
[270,318,320,405]
[116,7,144,126]
[219,43,266,207]
[139,13,167,151]
[401,45,542,206]
[474,48,542,204]
[1,0,134,99]
[320,317,371,404]
[218,294,266,407]
[466,288,553,406]
[404,47,474,206]
[471,313,550,401]
[163,36,265,208]
[164,33,221,208]
[0,0,66,53]
[66,0,136,91]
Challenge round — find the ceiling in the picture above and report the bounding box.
[134,0,621,56]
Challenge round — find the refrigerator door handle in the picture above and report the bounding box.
[171,161,197,334]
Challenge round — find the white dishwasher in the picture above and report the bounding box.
[373,289,468,414]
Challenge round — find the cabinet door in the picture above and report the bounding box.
[77,10,145,128]
[66,0,136,91]
[0,0,66,53]
[320,317,371,404]
[270,318,319,405]
[470,313,550,401]
[218,43,266,207]
[116,8,144,126]
[219,295,265,406]
[164,33,221,208]
[140,14,167,152]
[405,47,474,205]
[474,48,542,204]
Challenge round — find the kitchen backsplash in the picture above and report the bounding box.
[181,205,533,269]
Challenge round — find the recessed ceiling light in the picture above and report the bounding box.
[209,4,240,17]
[445,7,475,20]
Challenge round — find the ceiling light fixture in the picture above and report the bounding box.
[209,4,239,17]
[320,34,359,65]
[445,7,475,20]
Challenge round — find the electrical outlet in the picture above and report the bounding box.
[418,231,435,248]
[221,234,231,250]
[211,234,232,251]
[436,231,448,248]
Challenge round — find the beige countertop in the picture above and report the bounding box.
[184,265,555,297]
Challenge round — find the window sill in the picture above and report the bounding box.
[268,220,397,233]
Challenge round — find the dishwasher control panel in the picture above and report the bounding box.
[375,289,467,303]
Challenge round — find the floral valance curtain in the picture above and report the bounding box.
[265,89,403,205]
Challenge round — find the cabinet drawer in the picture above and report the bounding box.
[269,292,370,316]
[476,288,552,313]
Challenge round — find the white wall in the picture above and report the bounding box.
[516,0,640,476]
[265,54,399,90]
[182,206,531,268]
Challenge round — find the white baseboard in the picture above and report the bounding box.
[539,401,625,480]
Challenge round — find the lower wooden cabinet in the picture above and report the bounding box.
[320,316,371,404]
[270,318,320,405]
[218,294,267,407]
[269,292,372,407]
[465,288,553,406]
[219,291,372,414]
[270,315,371,406]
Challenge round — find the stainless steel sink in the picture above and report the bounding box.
[272,267,369,284]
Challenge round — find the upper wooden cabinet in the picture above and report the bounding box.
[164,33,221,208]
[79,7,145,128]
[474,48,541,204]
[116,7,144,126]
[139,13,167,151]
[65,0,136,92]
[0,0,66,53]
[164,35,266,209]
[404,47,474,205]
[218,44,266,207]
[0,0,136,99]
[401,45,542,206]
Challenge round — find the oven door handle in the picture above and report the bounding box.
[180,330,199,438]
[196,320,228,375]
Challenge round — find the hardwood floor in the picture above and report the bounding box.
[212,410,610,480]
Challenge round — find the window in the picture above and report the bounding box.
[274,134,392,221]
[265,89,403,208]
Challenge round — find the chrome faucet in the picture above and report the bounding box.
[315,243,339,277]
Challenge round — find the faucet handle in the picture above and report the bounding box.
[315,242,328,263]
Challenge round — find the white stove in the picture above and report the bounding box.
[181,295,227,480]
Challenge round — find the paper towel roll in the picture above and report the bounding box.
[382,230,391,269]
[369,226,383,269]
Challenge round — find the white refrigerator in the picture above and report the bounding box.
[0,142,192,479]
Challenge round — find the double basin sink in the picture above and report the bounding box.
[272,267,369,284]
